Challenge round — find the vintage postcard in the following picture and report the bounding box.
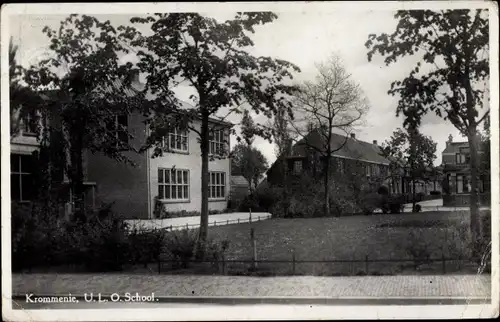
[1,1,499,320]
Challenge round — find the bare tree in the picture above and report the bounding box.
[290,55,369,217]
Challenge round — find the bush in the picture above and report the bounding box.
[359,192,380,215]
[406,229,436,269]
[127,228,168,266]
[162,229,230,271]
[429,190,442,196]
[387,195,405,214]
[238,187,280,213]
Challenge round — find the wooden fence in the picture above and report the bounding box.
[152,213,273,232]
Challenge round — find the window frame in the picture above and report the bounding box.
[106,113,129,148]
[208,171,226,200]
[10,154,35,202]
[162,127,189,153]
[209,129,226,156]
[21,109,38,137]
[157,168,190,202]
[293,160,303,175]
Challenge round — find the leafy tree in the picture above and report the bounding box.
[380,127,437,212]
[231,143,269,192]
[365,9,489,246]
[289,55,369,217]
[23,14,145,217]
[118,12,300,254]
[266,100,296,217]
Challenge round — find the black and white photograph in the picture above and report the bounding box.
[1,1,498,320]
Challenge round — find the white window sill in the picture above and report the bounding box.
[208,198,226,202]
[159,199,191,204]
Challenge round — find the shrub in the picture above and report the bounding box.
[414,204,422,213]
[11,201,65,271]
[377,185,390,196]
[416,192,426,202]
[387,195,405,214]
[406,229,436,269]
[359,192,380,215]
[162,229,230,271]
[128,228,168,266]
[429,190,441,196]
[163,229,198,268]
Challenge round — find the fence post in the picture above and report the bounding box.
[227,219,229,225]
[238,218,240,224]
[186,223,189,230]
[442,253,446,274]
[249,208,252,223]
[214,221,216,226]
[292,249,296,275]
[251,228,257,270]
[365,255,369,274]
[258,216,260,221]
[221,254,226,275]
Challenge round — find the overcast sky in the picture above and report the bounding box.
[9,8,484,166]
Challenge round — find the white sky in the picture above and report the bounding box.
[9,10,480,166]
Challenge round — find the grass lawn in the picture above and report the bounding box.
[203,210,490,276]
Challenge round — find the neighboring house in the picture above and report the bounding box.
[10,70,233,219]
[441,134,490,206]
[229,175,250,207]
[266,131,395,192]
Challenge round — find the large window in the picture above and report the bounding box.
[163,128,188,152]
[11,154,35,202]
[209,172,226,199]
[209,129,225,155]
[158,168,189,201]
[106,114,129,146]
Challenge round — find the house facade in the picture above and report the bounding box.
[441,135,490,207]
[266,131,395,192]
[10,84,232,219]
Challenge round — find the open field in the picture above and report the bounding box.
[181,210,490,276]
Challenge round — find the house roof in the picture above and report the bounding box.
[37,79,233,127]
[442,141,469,154]
[290,130,390,165]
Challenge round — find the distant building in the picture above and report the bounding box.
[441,134,490,206]
[266,130,396,192]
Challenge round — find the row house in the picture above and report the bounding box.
[266,130,396,192]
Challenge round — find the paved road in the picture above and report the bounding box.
[126,212,271,231]
[12,273,491,299]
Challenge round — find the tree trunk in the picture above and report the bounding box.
[412,180,416,212]
[197,111,210,258]
[324,155,331,217]
[468,128,482,253]
[70,128,85,219]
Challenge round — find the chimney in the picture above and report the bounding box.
[446,134,453,147]
[350,133,355,139]
[373,140,378,145]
